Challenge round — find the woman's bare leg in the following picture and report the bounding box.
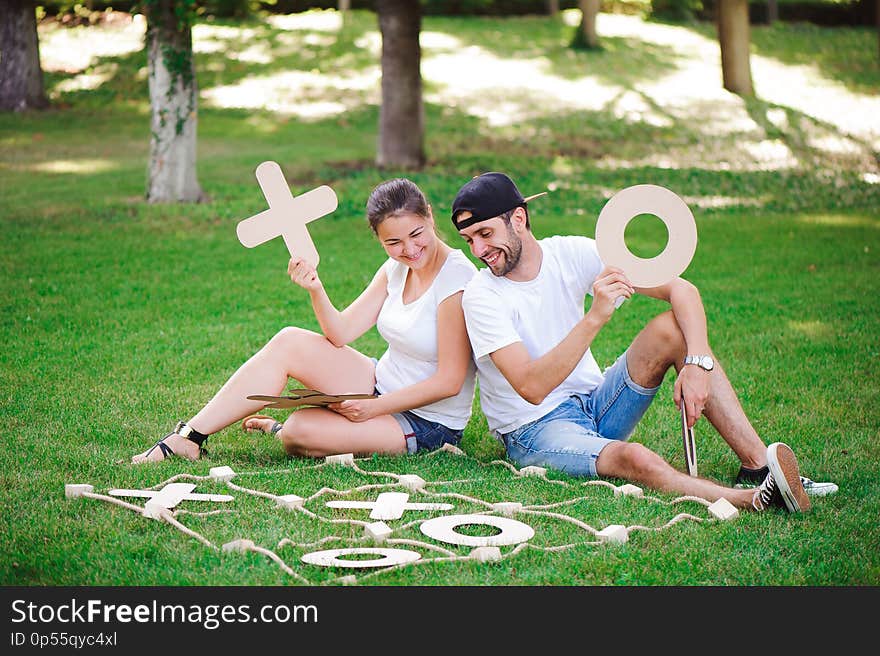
[132,327,377,462]
[275,408,407,458]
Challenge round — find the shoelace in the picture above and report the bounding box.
[753,475,777,511]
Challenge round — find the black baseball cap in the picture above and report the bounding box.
[451,172,547,230]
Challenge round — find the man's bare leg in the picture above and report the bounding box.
[624,311,767,470]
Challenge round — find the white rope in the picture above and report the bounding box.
[145,473,211,490]
[518,508,600,535]
[386,539,457,557]
[156,509,217,549]
[248,545,311,584]
[81,447,729,584]
[82,492,144,514]
[173,509,235,518]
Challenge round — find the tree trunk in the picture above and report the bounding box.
[145,1,203,203]
[0,0,48,111]
[376,0,424,170]
[573,0,600,50]
[547,0,560,15]
[717,0,754,96]
[767,0,778,24]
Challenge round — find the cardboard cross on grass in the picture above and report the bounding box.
[236,161,338,268]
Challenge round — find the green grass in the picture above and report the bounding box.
[1,9,878,586]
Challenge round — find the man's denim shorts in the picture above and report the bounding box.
[499,351,659,477]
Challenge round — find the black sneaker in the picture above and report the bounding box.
[752,443,811,513]
[735,465,838,497]
[752,470,785,512]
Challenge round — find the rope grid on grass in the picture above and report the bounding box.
[69,445,735,585]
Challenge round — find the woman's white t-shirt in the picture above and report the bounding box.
[374,249,478,430]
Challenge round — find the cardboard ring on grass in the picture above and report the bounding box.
[301,548,421,569]
[419,514,534,547]
[595,184,697,288]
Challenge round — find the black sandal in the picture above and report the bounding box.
[137,421,210,462]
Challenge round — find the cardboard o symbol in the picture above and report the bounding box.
[595,184,697,288]
[301,548,422,569]
[419,514,535,547]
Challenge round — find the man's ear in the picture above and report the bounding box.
[510,206,528,233]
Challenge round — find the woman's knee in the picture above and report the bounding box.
[278,414,321,457]
[267,326,309,357]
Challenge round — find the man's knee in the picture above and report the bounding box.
[598,442,664,480]
[646,311,686,355]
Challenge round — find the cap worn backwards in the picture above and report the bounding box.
[451,172,547,230]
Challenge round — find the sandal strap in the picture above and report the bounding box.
[143,434,175,460]
[175,420,209,447]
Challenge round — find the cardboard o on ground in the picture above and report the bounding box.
[236,161,338,268]
[419,514,535,547]
[595,184,697,288]
[301,548,422,569]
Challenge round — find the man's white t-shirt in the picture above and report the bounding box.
[375,249,478,430]
[462,235,606,435]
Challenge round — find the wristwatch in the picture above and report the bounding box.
[684,354,715,372]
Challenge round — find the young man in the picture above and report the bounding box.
[453,172,837,512]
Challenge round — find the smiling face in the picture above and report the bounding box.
[376,211,437,270]
[457,211,523,277]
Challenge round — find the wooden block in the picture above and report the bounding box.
[209,466,236,482]
[398,475,426,491]
[370,492,409,520]
[276,494,304,510]
[65,484,93,498]
[469,546,502,563]
[364,521,393,543]
[614,484,644,498]
[492,502,523,517]
[519,466,547,478]
[708,497,739,521]
[325,453,354,466]
[597,524,629,544]
[439,443,465,456]
[222,539,256,553]
[143,501,168,520]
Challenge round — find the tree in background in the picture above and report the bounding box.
[0,0,49,111]
[144,0,204,202]
[376,0,424,170]
[571,0,600,49]
[717,0,754,95]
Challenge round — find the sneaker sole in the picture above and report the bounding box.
[736,480,839,497]
[803,481,838,497]
[767,443,811,513]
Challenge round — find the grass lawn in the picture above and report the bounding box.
[0,9,878,587]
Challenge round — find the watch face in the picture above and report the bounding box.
[700,356,714,371]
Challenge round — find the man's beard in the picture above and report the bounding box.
[488,223,522,276]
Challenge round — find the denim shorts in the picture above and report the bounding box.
[499,351,659,478]
[391,410,464,454]
[370,362,464,454]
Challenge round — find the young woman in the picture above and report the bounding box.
[132,178,477,462]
